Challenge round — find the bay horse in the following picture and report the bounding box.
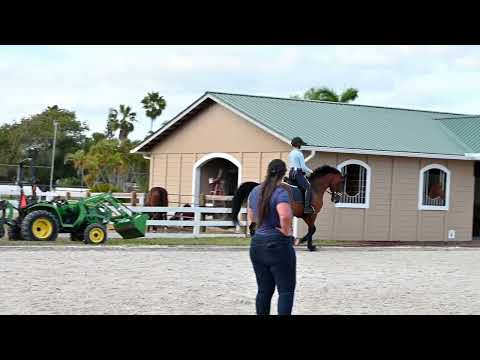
[145,186,169,232]
[231,165,344,251]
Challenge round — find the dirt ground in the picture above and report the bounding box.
[1,246,480,315]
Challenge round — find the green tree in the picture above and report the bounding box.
[141,92,167,133]
[106,105,137,143]
[0,106,88,185]
[292,87,359,103]
[81,138,148,191]
[65,149,87,186]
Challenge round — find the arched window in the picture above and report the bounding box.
[418,164,450,210]
[336,160,371,208]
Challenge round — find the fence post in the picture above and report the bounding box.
[66,192,71,200]
[193,207,201,236]
[131,191,137,206]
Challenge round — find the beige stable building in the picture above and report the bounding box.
[133,91,480,242]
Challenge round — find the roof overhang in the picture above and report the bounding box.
[465,153,480,160]
[303,145,472,161]
[131,91,475,162]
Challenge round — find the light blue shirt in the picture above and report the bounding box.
[288,148,313,174]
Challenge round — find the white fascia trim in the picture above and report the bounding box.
[336,159,371,209]
[303,146,469,161]
[418,163,451,211]
[465,153,480,160]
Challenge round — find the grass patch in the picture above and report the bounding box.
[0,237,251,246]
[0,237,353,247]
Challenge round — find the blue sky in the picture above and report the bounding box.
[2,45,480,141]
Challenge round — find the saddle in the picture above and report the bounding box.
[282,177,304,204]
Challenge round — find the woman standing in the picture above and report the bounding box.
[247,159,296,315]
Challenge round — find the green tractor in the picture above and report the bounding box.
[1,193,148,244]
[0,154,148,244]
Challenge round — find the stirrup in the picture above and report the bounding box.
[303,205,315,214]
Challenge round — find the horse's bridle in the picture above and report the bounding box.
[327,187,342,203]
[326,174,346,203]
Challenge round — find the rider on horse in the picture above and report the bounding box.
[288,137,315,215]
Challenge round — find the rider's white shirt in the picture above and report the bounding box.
[288,148,313,174]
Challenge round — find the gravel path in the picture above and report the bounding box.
[1,246,480,315]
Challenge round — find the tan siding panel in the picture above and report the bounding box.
[390,157,419,241]
[151,154,167,188]
[242,153,261,183]
[365,156,392,241]
[446,160,474,241]
[334,208,365,240]
[180,154,196,205]
[166,154,181,204]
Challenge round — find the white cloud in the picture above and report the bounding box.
[1,45,480,141]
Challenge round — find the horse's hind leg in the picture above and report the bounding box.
[306,225,317,252]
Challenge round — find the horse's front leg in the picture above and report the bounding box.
[306,225,317,252]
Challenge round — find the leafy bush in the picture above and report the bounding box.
[90,183,122,193]
[56,177,81,187]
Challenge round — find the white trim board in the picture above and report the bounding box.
[304,146,469,161]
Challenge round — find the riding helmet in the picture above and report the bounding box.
[291,137,307,147]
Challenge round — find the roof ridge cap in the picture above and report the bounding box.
[207,91,468,116]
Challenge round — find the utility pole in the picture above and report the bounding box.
[49,121,58,190]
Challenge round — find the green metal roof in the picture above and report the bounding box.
[134,91,480,157]
[438,116,480,153]
[208,92,476,156]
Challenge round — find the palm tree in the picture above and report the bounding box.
[292,87,359,103]
[107,105,137,143]
[65,149,87,186]
[141,92,167,133]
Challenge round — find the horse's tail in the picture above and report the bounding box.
[231,181,259,226]
[160,187,168,206]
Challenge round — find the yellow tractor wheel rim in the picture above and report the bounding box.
[89,228,105,243]
[32,218,53,240]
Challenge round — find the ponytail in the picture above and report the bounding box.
[256,159,287,227]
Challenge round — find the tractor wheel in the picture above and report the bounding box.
[8,219,24,241]
[21,210,59,241]
[83,224,108,245]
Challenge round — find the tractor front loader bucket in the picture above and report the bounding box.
[113,213,148,239]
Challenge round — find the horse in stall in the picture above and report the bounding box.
[145,187,169,232]
[231,165,344,251]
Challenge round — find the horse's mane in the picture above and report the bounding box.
[307,165,342,181]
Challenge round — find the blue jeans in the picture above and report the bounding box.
[250,234,296,315]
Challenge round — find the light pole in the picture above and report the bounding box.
[49,121,58,190]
